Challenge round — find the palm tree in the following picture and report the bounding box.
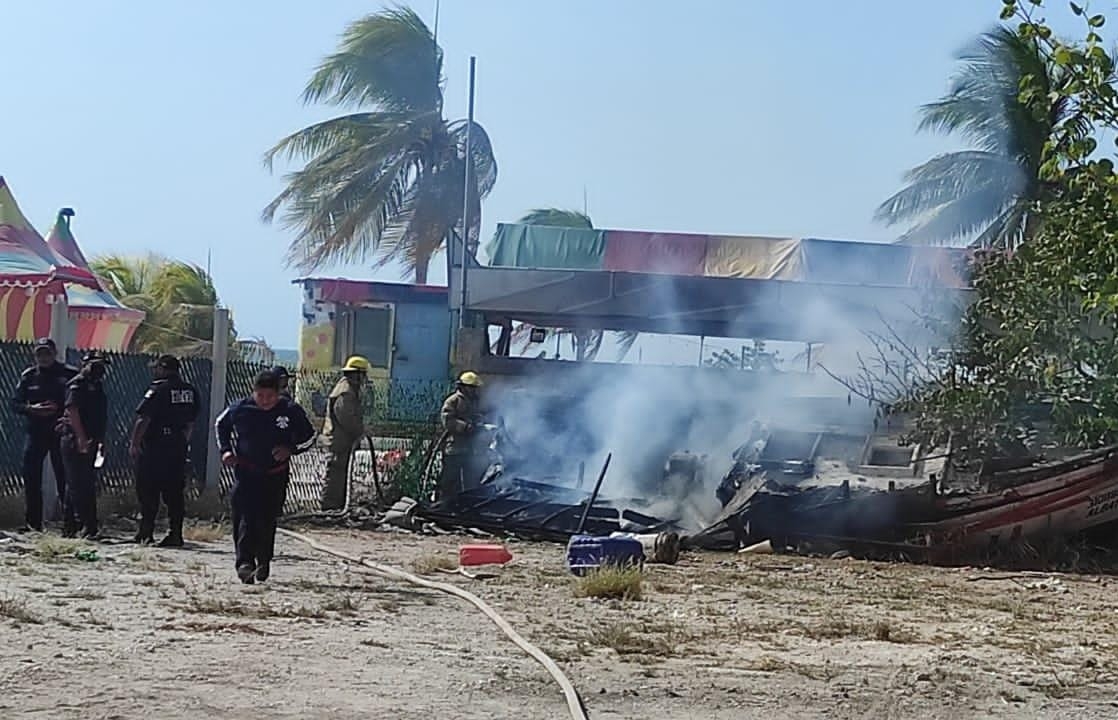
[263,7,497,283]
[512,209,639,361]
[91,254,238,356]
[876,27,1083,248]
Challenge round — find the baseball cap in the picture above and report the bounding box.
[34,338,57,352]
[270,365,290,380]
[82,350,110,365]
[153,354,181,372]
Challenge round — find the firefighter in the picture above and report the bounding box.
[216,370,315,584]
[320,356,369,511]
[439,371,488,499]
[129,354,200,546]
[10,338,77,531]
[60,352,110,539]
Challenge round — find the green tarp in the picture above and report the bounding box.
[486,223,606,270]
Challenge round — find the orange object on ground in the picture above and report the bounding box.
[459,543,513,566]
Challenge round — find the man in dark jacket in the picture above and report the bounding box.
[60,352,110,539]
[10,338,77,531]
[216,370,315,584]
[129,354,200,546]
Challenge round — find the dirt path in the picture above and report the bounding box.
[2,526,1117,719]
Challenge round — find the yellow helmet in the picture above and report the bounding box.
[343,356,371,373]
[458,371,483,387]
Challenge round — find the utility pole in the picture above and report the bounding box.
[458,56,476,329]
[204,307,230,500]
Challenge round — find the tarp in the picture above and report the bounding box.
[485,223,974,289]
[487,223,605,270]
[704,235,804,279]
[800,238,914,286]
[602,231,707,275]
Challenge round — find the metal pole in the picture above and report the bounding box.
[576,452,611,534]
[458,56,476,330]
[698,336,705,366]
[204,307,230,498]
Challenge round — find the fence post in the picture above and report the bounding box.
[42,290,72,521]
[203,307,230,499]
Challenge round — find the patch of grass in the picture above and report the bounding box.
[33,536,86,561]
[573,566,643,601]
[183,587,327,620]
[323,594,361,615]
[182,522,227,543]
[0,594,42,624]
[411,553,457,574]
[586,622,674,656]
[63,588,105,600]
[127,550,170,571]
[159,620,274,636]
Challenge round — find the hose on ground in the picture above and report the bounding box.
[276,528,590,720]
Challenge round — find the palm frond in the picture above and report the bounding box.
[879,26,1065,246]
[894,185,1022,246]
[302,8,442,113]
[516,208,593,228]
[876,151,1025,225]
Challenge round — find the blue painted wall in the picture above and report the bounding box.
[391,301,451,382]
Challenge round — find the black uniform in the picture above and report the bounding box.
[61,371,108,538]
[215,396,315,581]
[11,361,77,529]
[135,375,200,542]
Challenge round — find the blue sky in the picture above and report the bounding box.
[4,1,1009,349]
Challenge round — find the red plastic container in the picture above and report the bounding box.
[459,543,513,567]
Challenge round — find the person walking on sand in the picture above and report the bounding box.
[215,370,315,584]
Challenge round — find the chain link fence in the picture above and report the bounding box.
[0,342,445,519]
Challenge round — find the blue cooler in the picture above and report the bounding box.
[566,534,645,576]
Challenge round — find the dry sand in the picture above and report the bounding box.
[2,525,1117,719]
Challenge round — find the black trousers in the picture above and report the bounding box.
[231,468,288,570]
[22,428,67,529]
[439,450,489,500]
[60,437,97,536]
[136,439,188,538]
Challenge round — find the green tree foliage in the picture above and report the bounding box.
[865,2,1118,466]
[91,254,239,356]
[876,26,1092,248]
[263,8,497,283]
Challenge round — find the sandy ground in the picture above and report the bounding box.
[1,524,1117,720]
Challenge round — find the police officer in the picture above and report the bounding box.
[439,371,487,500]
[60,352,110,539]
[320,356,369,511]
[216,370,315,584]
[10,338,77,531]
[129,354,200,546]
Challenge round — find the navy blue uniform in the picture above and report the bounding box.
[215,396,315,576]
[61,373,108,538]
[135,376,200,542]
[10,361,77,529]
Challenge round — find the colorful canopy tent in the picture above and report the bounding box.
[45,212,144,351]
[0,177,143,350]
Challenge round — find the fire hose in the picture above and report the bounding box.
[276,528,591,720]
